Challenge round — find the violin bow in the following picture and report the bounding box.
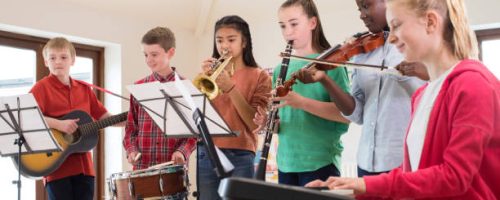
[280,52,396,71]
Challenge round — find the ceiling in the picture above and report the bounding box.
[46,0,355,35]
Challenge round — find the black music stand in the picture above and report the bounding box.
[0,94,60,200]
[126,80,237,138]
[126,75,235,177]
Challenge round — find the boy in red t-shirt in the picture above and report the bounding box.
[31,37,114,200]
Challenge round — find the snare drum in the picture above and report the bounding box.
[109,165,187,200]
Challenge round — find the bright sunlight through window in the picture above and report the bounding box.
[0,44,93,200]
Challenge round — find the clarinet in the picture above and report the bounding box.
[254,40,293,181]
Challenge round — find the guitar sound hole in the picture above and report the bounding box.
[72,130,82,143]
[63,131,81,144]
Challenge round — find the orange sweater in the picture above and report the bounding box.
[212,67,271,152]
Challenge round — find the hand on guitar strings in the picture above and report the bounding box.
[56,118,80,134]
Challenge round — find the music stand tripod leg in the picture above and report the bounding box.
[13,136,25,200]
[5,103,29,200]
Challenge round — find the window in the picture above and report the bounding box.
[0,30,104,200]
[0,46,36,96]
[476,28,500,79]
[0,45,37,200]
[73,57,94,83]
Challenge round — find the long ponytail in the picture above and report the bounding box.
[445,0,478,60]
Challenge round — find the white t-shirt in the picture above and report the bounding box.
[407,66,456,171]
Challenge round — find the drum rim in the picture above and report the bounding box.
[110,164,184,179]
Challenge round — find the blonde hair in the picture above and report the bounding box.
[43,37,76,60]
[387,0,478,59]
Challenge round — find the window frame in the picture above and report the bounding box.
[476,28,500,61]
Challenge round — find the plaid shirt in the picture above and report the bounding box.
[123,70,196,170]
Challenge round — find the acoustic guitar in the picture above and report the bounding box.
[12,110,128,178]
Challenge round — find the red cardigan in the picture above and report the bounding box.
[363,60,500,199]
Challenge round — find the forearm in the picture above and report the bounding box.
[298,98,350,123]
[227,89,258,130]
[44,117,60,129]
[124,97,139,153]
[319,77,356,115]
[123,124,139,154]
[175,138,196,160]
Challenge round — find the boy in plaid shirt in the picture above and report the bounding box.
[123,27,196,170]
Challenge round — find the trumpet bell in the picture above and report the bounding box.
[193,74,219,100]
[193,55,233,100]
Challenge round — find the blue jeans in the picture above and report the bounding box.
[197,144,255,200]
[357,166,388,177]
[46,174,94,200]
[278,163,340,186]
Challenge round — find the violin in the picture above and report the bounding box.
[276,31,387,97]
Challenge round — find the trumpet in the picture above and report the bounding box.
[193,50,233,100]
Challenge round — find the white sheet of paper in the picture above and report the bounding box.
[0,94,60,156]
[126,79,234,137]
[173,73,197,113]
[173,73,234,172]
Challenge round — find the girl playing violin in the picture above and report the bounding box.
[298,0,426,177]
[254,0,350,187]
[307,0,500,199]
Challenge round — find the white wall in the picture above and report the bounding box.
[1,0,499,191]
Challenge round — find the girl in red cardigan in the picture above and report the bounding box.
[307,0,500,199]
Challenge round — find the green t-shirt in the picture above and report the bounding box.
[273,53,350,172]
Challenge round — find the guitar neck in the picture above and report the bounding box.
[80,112,128,131]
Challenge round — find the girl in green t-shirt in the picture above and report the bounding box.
[254,0,350,187]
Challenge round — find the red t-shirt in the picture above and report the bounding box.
[30,74,107,183]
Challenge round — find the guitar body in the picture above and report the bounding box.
[12,110,125,178]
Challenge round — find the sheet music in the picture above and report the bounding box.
[126,80,235,137]
[0,94,60,156]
